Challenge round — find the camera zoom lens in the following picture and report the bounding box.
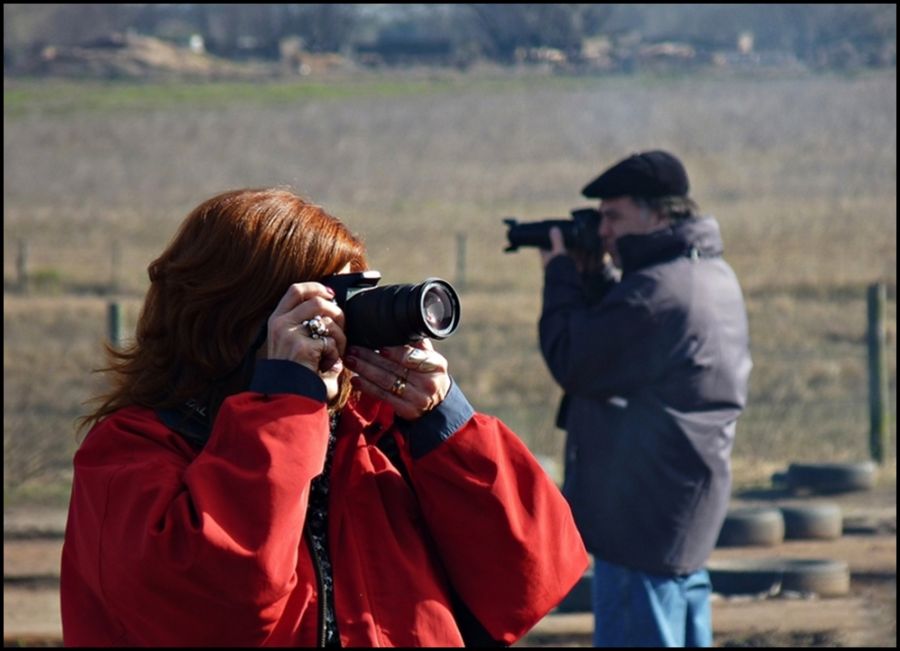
[340,277,461,348]
[422,283,456,334]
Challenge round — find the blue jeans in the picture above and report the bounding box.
[592,557,713,647]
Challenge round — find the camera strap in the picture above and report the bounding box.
[157,398,212,448]
[156,324,268,449]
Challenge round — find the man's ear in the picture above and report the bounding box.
[651,209,670,227]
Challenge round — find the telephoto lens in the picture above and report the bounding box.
[503,208,602,253]
[325,273,461,349]
[503,218,576,252]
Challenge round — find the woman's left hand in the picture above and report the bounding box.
[344,339,450,420]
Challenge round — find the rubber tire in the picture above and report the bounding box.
[716,507,785,547]
[787,462,876,494]
[780,559,850,597]
[707,558,850,597]
[779,503,843,540]
[706,558,784,596]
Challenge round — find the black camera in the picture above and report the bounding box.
[503,207,602,253]
[321,271,461,349]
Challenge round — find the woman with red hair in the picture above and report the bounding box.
[61,188,588,647]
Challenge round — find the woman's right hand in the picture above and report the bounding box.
[266,283,347,375]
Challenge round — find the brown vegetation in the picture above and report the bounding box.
[3,69,897,499]
[2,65,897,649]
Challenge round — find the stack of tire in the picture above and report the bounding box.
[707,461,876,599]
[709,503,848,597]
[783,461,877,494]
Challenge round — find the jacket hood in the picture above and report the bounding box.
[618,216,724,274]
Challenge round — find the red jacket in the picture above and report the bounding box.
[61,361,588,646]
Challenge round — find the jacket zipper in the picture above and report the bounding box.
[305,522,327,648]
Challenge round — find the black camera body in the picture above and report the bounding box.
[503,207,602,253]
[321,271,461,349]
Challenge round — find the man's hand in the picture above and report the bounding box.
[540,226,567,268]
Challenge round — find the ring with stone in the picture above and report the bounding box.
[390,376,407,397]
[301,315,329,339]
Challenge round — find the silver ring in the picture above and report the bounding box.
[414,359,440,373]
[406,348,439,373]
[301,315,329,339]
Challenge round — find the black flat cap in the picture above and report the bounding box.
[582,150,689,199]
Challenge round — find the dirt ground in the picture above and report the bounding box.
[3,485,896,647]
[520,482,897,647]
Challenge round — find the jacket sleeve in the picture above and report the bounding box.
[539,255,664,399]
[68,360,329,646]
[396,383,590,645]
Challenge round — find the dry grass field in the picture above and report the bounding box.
[3,68,897,504]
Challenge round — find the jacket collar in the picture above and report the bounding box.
[617,216,724,274]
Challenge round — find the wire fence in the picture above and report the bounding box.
[477,295,897,485]
[3,239,896,494]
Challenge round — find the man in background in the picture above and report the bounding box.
[537,150,752,647]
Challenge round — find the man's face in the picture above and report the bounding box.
[598,196,669,267]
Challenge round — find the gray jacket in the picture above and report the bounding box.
[540,216,751,575]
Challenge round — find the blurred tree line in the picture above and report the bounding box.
[4,3,897,71]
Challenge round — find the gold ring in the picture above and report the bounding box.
[401,367,410,381]
[390,376,407,397]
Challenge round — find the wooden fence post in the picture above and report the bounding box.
[867,282,890,464]
[455,232,467,291]
[109,239,121,294]
[17,239,29,293]
[107,301,124,349]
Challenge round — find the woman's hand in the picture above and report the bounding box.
[267,282,347,375]
[344,339,450,420]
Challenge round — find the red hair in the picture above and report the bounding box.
[79,188,366,436]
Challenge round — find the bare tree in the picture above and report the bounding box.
[291,4,358,53]
[778,4,896,68]
[463,4,612,62]
[4,4,895,70]
[186,4,358,57]
[4,3,142,47]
